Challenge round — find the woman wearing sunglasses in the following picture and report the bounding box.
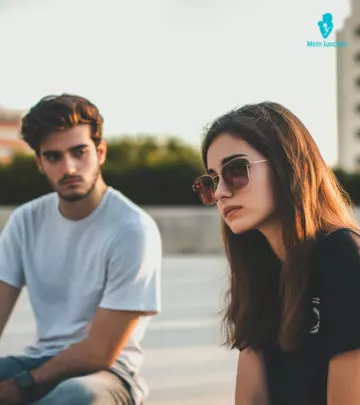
[192,101,360,405]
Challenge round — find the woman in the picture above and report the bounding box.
[192,101,360,405]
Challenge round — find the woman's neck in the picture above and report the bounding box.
[258,220,286,262]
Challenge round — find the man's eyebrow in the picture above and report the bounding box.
[69,144,89,151]
[41,144,89,157]
[207,153,247,174]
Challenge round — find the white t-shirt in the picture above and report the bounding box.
[0,186,161,378]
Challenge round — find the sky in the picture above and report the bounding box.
[0,0,352,165]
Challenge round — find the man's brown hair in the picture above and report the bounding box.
[21,94,104,155]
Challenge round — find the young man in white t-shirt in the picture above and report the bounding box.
[0,94,162,405]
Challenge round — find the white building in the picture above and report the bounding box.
[337,0,360,173]
[0,107,31,164]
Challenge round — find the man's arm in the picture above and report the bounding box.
[235,349,269,405]
[0,210,25,340]
[27,307,142,398]
[0,281,21,337]
[10,216,161,403]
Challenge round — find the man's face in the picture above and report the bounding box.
[36,125,107,202]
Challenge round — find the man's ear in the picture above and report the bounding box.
[97,140,107,166]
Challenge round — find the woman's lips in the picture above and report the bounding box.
[223,206,243,218]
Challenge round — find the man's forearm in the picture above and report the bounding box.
[29,337,111,399]
[21,308,140,402]
[0,282,21,338]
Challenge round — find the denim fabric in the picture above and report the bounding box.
[0,356,134,405]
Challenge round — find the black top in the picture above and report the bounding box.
[262,228,360,405]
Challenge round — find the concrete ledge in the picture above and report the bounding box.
[1,206,359,255]
[0,206,224,255]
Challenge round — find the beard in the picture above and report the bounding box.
[47,166,101,203]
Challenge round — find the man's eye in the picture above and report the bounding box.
[74,150,86,157]
[46,155,59,162]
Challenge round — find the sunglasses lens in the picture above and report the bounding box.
[192,176,216,205]
[223,159,249,191]
[193,159,249,205]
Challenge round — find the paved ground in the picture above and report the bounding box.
[0,255,237,405]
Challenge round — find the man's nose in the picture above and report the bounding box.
[214,177,232,202]
[61,156,77,175]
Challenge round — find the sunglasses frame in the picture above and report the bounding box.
[192,157,269,206]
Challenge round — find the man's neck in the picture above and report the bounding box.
[58,178,108,221]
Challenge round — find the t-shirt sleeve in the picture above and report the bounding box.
[316,229,360,359]
[99,216,162,314]
[0,210,25,289]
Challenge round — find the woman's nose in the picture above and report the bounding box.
[214,177,232,202]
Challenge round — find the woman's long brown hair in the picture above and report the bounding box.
[201,102,360,351]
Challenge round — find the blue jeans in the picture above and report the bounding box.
[0,356,134,405]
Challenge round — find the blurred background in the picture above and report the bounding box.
[0,0,359,403]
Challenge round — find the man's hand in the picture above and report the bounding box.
[0,379,23,405]
[31,309,142,395]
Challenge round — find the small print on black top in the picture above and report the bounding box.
[262,228,360,405]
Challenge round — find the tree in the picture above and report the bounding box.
[0,134,205,206]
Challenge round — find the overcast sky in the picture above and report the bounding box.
[0,0,351,165]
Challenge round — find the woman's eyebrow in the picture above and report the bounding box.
[207,153,248,174]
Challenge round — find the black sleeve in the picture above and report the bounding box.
[315,229,360,359]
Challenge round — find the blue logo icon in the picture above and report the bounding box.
[318,13,333,39]
[307,13,348,48]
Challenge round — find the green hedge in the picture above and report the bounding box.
[333,169,360,205]
[0,137,205,206]
[0,163,203,206]
[2,137,360,207]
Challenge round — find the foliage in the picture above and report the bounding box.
[0,135,205,206]
[4,135,360,208]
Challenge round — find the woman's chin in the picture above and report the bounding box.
[226,218,253,235]
[224,210,277,235]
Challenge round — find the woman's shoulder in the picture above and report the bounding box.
[313,227,360,277]
[316,227,360,252]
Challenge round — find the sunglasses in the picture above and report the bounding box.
[192,157,269,206]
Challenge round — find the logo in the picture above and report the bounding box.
[310,297,320,335]
[318,13,333,39]
[306,13,348,48]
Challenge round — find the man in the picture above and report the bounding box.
[0,94,162,405]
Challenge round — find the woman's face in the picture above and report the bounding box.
[206,133,277,234]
